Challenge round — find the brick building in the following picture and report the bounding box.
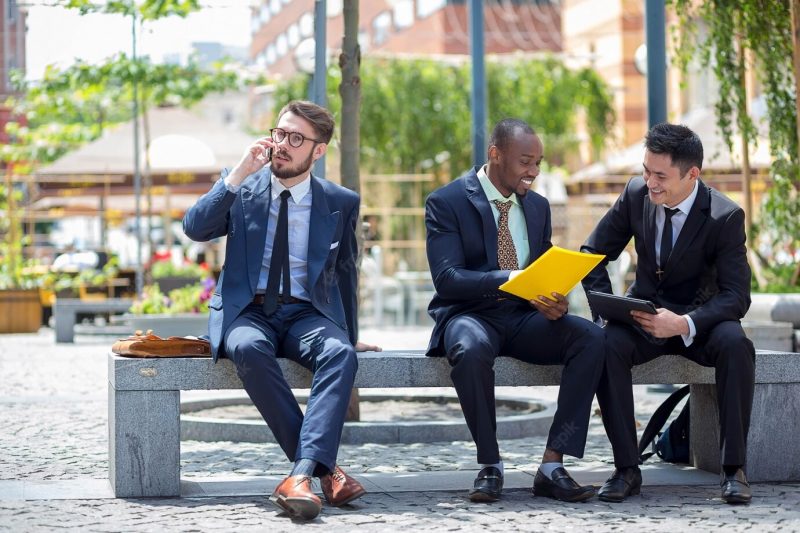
[0,0,25,146]
[250,0,562,81]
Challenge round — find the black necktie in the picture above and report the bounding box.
[659,207,679,271]
[263,190,291,316]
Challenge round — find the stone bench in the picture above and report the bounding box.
[54,298,133,343]
[108,349,800,497]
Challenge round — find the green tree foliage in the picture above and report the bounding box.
[273,56,615,176]
[669,0,799,287]
[1,55,241,172]
[60,0,200,19]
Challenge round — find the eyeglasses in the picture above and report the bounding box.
[270,127,323,148]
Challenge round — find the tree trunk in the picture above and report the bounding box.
[340,0,362,422]
[790,0,800,286]
[339,0,361,194]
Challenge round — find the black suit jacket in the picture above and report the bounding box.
[425,167,552,356]
[580,176,751,336]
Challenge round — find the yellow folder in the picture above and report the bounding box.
[499,246,605,300]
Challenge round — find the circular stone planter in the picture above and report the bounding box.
[180,392,555,445]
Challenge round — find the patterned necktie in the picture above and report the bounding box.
[493,200,519,270]
[659,207,679,271]
[263,190,291,316]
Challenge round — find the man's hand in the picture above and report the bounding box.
[355,341,382,352]
[227,137,276,186]
[631,308,689,338]
[530,292,569,321]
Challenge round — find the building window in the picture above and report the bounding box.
[287,23,300,47]
[300,12,314,37]
[270,0,281,16]
[372,11,392,46]
[327,0,343,18]
[417,0,445,19]
[259,4,271,24]
[393,0,413,29]
[276,33,288,57]
[7,0,18,23]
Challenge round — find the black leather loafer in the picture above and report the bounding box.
[721,468,751,504]
[532,467,595,502]
[598,466,642,503]
[469,466,503,502]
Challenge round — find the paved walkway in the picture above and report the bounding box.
[1,327,799,531]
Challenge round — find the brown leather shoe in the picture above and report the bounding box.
[320,466,366,506]
[269,475,322,520]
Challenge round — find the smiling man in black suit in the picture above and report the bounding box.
[581,123,755,504]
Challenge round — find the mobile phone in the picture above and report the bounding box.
[266,147,273,162]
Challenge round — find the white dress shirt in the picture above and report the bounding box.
[654,180,699,346]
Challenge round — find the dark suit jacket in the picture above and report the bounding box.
[581,176,751,336]
[425,167,552,356]
[183,167,360,361]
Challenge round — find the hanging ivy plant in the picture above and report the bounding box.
[669,0,799,288]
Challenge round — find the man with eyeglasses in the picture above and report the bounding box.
[184,100,380,520]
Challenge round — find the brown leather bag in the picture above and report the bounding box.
[112,330,211,358]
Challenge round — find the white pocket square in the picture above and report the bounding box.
[330,241,340,249]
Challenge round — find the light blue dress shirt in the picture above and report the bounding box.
[477,165,531,268]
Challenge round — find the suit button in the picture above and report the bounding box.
[326,297,331,303]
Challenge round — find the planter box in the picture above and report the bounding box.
[154,276,201,294]
[0,289,42,333]
[127,313,209,338]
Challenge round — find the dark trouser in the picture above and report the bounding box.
[600,320,755,469]
[223,301,357,474]
[442,301,606,465]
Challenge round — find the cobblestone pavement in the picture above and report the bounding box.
[2,328,800,531]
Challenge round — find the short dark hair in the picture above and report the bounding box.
[277,100,335,144]
[489,118,536,152]
[644,122,703,175]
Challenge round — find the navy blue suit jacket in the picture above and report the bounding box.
[183,167,360,361]
[425,167,553,356]
[580,177,751,335]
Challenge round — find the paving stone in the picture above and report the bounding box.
[1,329,800,531]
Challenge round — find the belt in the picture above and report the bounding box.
[252,294,305,306]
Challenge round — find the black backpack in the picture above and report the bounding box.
[637,385,691,464]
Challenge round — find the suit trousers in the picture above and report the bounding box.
[223,301,357,474]
[442,301,605,464]
[599,320,755,469]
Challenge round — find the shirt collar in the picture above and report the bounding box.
[271,172,312,203]
[668,179,698,216]
[477,165,519,205]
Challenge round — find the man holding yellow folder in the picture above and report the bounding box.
[424,118,605,503]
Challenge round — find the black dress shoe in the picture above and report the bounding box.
[532,467,595,502]
[598,466,642,503]
[469,466,503,502]
[721,468,751,504]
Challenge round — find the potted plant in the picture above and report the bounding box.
[150,260,207,293]
[126,277,215,337]
[0,180,42,333]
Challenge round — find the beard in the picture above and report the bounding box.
[271,149,315,180]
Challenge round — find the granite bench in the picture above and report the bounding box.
[54,298,133,343]
[108,349,800,497]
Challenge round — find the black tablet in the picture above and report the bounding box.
[586,290,657,326]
